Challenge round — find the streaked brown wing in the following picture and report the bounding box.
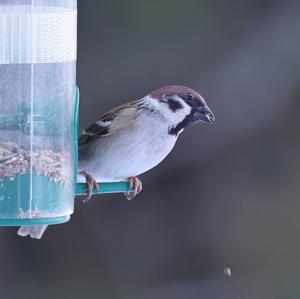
[78,101,138,146]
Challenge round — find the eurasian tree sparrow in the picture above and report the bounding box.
[18,85,215,238]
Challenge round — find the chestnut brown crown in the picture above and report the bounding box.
[150,85,206,106]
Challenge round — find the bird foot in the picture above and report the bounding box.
[79,171,99,203]
[124,176,142,200]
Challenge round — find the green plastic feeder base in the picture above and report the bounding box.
[0,215,70,226]
[0,174,74,226]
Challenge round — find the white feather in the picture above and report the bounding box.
[18,225,48,239]
[95,119,111,127]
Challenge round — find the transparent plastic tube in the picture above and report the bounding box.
[0,0,77,223]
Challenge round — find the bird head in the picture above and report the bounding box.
[147,85,215,135]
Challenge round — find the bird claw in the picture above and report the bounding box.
[124,176,142,200]
[79,171,99,203]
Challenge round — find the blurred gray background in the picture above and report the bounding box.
[2,0,300,298]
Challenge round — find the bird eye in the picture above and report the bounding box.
[185,94,195,102]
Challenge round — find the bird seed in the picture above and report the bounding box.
[0,141,71,187]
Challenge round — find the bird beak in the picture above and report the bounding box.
[194,105,215,124]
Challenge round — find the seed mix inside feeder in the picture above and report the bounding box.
[0,142,71,188]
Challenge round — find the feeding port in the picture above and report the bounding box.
[0,0,77,224]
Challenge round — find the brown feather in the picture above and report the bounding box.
[150,85,206,106]
[78,101,138,146]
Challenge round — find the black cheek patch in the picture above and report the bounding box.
[167,99,183,112]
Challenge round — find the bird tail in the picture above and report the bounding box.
[17,225,48,239]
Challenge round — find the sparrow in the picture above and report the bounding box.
[17,85,215,238]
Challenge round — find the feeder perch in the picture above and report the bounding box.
[0,0,131,227]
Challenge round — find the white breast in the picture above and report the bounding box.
[78,111,178,182]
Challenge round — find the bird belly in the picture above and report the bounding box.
[78,128,176,182]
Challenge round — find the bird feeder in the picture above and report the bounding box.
[0,0,130,227]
